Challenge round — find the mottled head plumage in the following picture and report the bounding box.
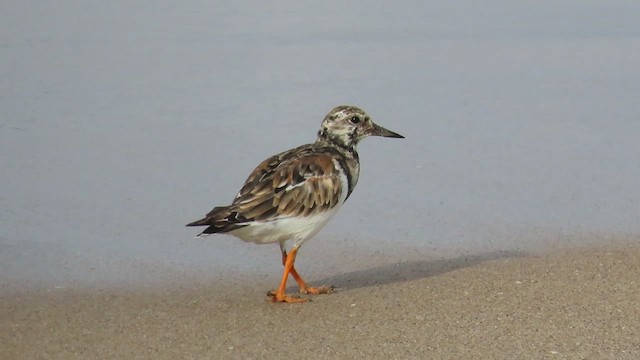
[316,105,404,149]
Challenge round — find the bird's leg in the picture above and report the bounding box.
[269,246,307,303]
[280,248,334,296]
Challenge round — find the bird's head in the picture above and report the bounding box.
[317,105,404,149]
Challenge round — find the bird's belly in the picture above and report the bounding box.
[229,207,340,245]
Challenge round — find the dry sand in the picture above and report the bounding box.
[2,243,639,359]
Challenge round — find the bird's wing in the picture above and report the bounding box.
[228,147,344,221]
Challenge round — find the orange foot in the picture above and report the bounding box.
[270,246,334,303]
[300,285,335,295]
[266,290,309,303]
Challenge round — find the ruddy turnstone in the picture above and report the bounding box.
[187,105,403,303]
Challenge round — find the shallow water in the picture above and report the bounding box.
[2,1,640,288]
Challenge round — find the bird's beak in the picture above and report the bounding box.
[367,122,405,139]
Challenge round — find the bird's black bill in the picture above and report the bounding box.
[368,123,405,138]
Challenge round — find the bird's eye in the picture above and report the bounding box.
[350,116,360,124]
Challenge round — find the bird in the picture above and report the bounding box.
[186,105,404,303]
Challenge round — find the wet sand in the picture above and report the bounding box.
[2,243,639,359]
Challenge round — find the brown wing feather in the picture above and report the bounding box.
[234,148,342,219]
[187,145,344,234]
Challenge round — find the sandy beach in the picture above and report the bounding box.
[2,242,639,359]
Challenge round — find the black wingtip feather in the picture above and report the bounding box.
[186,218,210,227]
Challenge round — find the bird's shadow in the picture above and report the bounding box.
[306,250,528,292]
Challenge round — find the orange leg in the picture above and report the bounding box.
[269,246,308,303]
[280,249,334,296]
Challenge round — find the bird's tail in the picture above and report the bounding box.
[186,206,229,226]
[186,206,247,235]
[185,217,212,227]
